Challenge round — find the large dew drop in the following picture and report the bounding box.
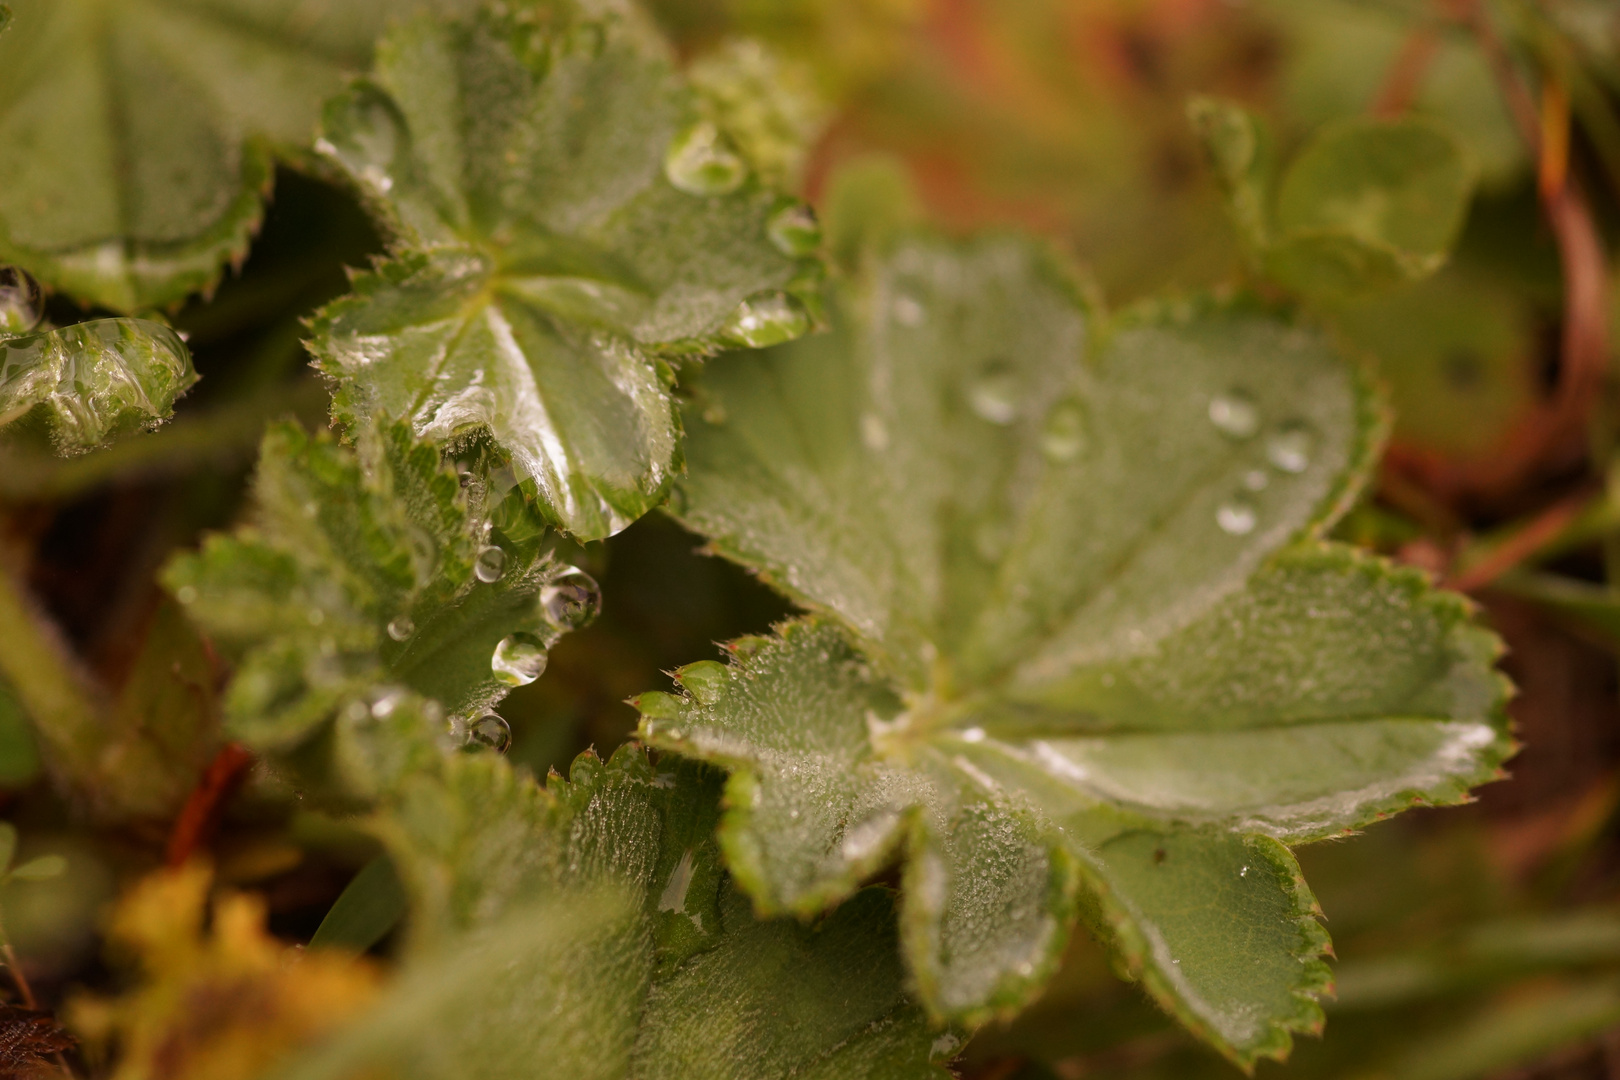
[0,266,43,335]
[767,202,821,258]
[1265,420,1315,474]
[386,615,416,642]
[1215,494,1259,536]
[474,545,507,583]
[664,122,748,197]
[466,713,512,753]
[967,360,1021,425]
[492,632,548,687]
[1208,389,1260,440]
[1040,399,1088,462]
[540,568,603,632]
[318,84,407,196]
[719,292,811,348]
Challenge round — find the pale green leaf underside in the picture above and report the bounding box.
[0,319,196,451]
[161,421,586,795]
[309,8,815,540]
[638,233,1509,1063]
[280,747,955,1080]
[0,0,479,310]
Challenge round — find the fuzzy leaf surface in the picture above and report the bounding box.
[0,320,195,452]
[635,232,1511,1064]
[308,6,819,540]
[162,420,595,795]
[281,745,957,1080]
[0,0,484,311]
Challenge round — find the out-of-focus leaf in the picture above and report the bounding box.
[68,863,381,1080]
[308,5,820,540]
[0,0,478,310]
[7,854,65,882]
[308,855,406,954]
[162,421,602,796]
[1192,101,1475,297]
[279,746,957,1080]
[1493,568,1620,651]
[635,222,1510,1065]
[1266,117,1474,296]
[1325,268,1538,457]
[1264,0,1525,188]
[0,320,196,453]
[0,683,40,789]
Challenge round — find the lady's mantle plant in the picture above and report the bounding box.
[0,0,1509,1076]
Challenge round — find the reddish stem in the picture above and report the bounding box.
[164,742,254,868]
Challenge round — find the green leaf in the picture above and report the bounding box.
[0,319,196,452]
[307,5,820,540]
[634,231,1511,1065]
[0,0,479,310]
[309,854,406,954]
[7,853,65,882]
[1190,100,1475,298]
[279,744,958,1080]
[161,419,601,795]
[0,682,40,789]
[1267,116,1474,295]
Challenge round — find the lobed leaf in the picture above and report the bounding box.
[279,744,958,1080]
[0,0,480,310]
[634,227,1511,1064]
[308,4,821,540]
[1191,98,1474,298]
[161,419,601,796]
[0,319,196,452]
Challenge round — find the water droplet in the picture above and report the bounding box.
[664,121,747,196]
[371,691,404,719]
[474,546,507,583]
[892,294,925,326]
[767,202,821,257]
[466,713,512,753]
[387,615,416,642]
[492,632,548,687]
[306,608,325,626]
[319,83,408,196]
[1239,865,1249,878]
[540,568,602,631]
[1266,420,1315,474]
[719,292,811,349]
[967,360,1021,425]
[860,412,889,452]
[1216,494,1258,536]
[175,585,198,605]
[1040,399,1088,461]
[1208,389,1260,440]
[458,470,474,489]
[1242,469,1269,492]
[0,265,43,335]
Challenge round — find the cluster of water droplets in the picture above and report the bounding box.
[0,265,44,335]
[1207,389,1318,537]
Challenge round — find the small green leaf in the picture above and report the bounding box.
[1269,117,1474,296]
[308,6,819,540]
[7,853,65,882]
[1191,100,1475,298]
[0,0,479,310]
[280,745,957,1079]
[635,230,1510,1065]
[309,854,406,954]
[161,420,600,795]
[0,320,196,453]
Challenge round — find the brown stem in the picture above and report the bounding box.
[164,742,255,868]
[1447,488,1596,592]
[1373,26,1441,118]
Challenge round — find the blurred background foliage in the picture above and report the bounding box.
[3,1,1620,1078]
